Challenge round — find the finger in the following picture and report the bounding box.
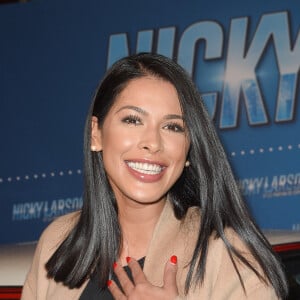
[113,261,135,295]
[163,255,178,293]
[127,256,148,285]
[107,280,127,300]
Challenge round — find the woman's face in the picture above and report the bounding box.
[92,76,190,206]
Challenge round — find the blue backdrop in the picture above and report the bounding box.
[0,0,299,244]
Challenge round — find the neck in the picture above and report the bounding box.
[117,198,166,264]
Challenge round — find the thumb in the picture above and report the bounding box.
[163,255,178,293]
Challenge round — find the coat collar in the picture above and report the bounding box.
[144,200,200,288]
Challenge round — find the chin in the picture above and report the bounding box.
[126,192,167,206]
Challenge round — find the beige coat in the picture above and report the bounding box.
[21,200,278,299]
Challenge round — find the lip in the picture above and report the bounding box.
[124,159,167,183]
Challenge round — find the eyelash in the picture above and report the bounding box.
[121,114,185,133]
[121,114,142,125]
[163,122,185,133]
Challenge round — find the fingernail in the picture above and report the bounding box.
[126,256,131,263]
[113,262,117,269]
[107,279,112,287]
[170,255,177,265]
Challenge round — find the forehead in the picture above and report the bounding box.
[111,76,182,114]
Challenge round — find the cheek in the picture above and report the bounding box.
[102,127,136,153]
[165,136,189,161]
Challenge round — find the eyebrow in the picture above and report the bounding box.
[116,105,184,120]
[116,105,147,115]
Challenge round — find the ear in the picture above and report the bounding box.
[91,116,102,151]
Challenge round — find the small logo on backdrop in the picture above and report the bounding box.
[238,172,300,198]
[12,197,83,222]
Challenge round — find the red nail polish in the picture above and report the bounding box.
[170,255,177,265]
[126,256,131,263]
[113,262,117,269]
[107,279,112,287]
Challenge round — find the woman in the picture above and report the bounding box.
[22,53,288,299]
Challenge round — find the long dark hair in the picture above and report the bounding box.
[46,53,288,298]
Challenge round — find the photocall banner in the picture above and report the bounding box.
[0,0,299,244]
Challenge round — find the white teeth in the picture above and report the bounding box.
[126,161,163,175]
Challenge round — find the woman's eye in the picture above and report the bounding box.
[164,122,185,133]
[121,115,142,125]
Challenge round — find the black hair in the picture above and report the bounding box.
[46,53,288,298]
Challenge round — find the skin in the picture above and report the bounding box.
[109,257,179,300]
[91,76,190,299]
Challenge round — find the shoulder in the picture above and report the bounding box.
[43,211,80,237]
[203,228,277,299]
[206,227,259,275]
[38,211,81,255]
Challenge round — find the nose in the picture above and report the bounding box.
[138,127,162,153]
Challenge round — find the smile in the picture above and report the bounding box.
[126,161,164,175]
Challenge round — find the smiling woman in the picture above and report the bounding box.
[21,53,288,299]
[90,77,190,211]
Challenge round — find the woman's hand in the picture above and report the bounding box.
[108,255,179,300]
